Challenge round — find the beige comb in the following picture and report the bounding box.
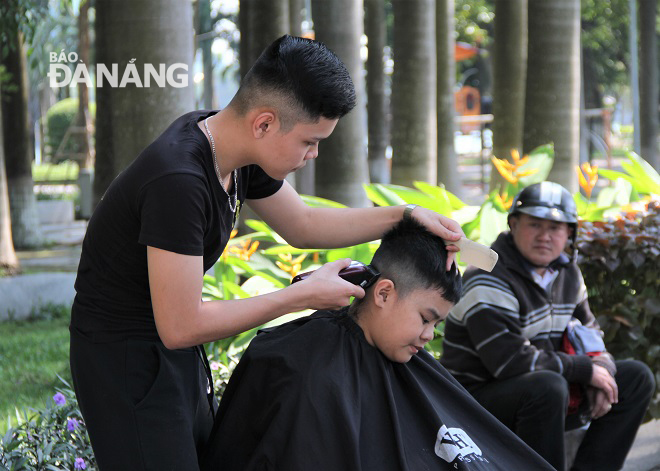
[454,237,499,272]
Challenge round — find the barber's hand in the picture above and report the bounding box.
[296,259,365,310]
[589,364,619,405]
[408,207,464,271]
[587,388,614,419]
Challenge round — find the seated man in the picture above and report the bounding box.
[201,218,553,470]
[441,182,655,471]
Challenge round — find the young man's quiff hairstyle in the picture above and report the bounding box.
[350,218,462,316]
[229,35,357,132]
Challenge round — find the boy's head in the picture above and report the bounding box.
[229,35,356,131]
[351,218,462,363]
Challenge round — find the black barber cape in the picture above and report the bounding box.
[201,309,553,471]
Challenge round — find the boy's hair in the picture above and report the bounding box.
[351,218,462,316]
[229,35,356,131]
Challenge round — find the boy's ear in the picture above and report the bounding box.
[372,279,395,308]
[253,111,277,138]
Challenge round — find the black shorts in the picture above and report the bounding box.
[69,327,216,470]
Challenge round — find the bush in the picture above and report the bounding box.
[577,200,660,420]
[0,379,96,470]
[44,99,95,162]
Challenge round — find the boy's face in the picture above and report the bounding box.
[364,284,454,363]
[259,116,337,180]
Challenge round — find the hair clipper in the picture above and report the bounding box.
[291,261,380,289]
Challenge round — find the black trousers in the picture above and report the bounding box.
[69,327,216,470]
[471,360,655,471]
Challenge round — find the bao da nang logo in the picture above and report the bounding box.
[47,50,189,88]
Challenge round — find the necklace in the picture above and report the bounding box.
[204,117,237,213]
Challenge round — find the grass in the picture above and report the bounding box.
[0,307,71,434]
[32,161,79,182]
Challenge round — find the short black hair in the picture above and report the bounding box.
[230,35,356,130]
[351,218,462,318]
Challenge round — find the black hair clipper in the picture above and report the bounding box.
[291,261,380,289]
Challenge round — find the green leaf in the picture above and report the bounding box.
[620,152,660,194]
[414,181,467,210]
[477,202,508,246]
[363,184,392,207]
[369,184,408,206]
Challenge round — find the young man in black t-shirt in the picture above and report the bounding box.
[70,35,465,469]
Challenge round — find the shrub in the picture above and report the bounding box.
[577,200,660,420]
[0,379,96,470]
[44,99,95,163]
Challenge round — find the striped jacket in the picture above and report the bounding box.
[441,232,615,391]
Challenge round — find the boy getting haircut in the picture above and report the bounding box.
[201,220,554,470]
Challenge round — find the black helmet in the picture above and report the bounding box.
[509,182,577,224]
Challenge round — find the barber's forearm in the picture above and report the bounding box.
[292,205,405,249]
[166,283,313,348]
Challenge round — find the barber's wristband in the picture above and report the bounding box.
[403,204,418,220]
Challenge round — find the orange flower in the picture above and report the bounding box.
[495,192,513,210]
[221,229,239,259]
[491,149,538,185]
[276,253,308,278]
[576,162,598,199]
[228,238,260,261]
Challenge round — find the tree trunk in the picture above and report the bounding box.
[290,0,304,36]
[364,0,390,184]
[0,82,19,274]
[436,0,462,197]
[1,29,44,249]
[249,0,289,64]
[491,0,527,192]
[77,0,93,169]
[239,0,253,81]
[390,0,436,187]
[199,0,215,110]
[523,0,580,192]
[638,0,659,170]
[93,0,195,206]
[288,0,316,195]
[311,0,370,207]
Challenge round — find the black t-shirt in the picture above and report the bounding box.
[70,110,283,342]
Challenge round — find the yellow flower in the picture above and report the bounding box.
[228,239,260,261]
[491,149,537,185]
[491,157,518,184]
[221,229,240,259]
[576,162,598,199]
[276,253,308,278]
[495,192,513,210]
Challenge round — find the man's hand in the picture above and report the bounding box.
[408,206,464,270]
[293,259,365,310]
[590,364,619,406]
[587,388,614,419]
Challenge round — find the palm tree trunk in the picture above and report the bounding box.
[199,0,215,110]
[390,0,436,187]
[491,0,527,192]
[77,0,93,169]
[436,0,461,197]
[523,0,580,192]
[365,0,390,184]
[639,0,658,170]
[0,82,19,274]
[93,0,195,206]
[290,0,316,195]
[311,0,370,207]
[249,0,289,64]
[1,29,44,249]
